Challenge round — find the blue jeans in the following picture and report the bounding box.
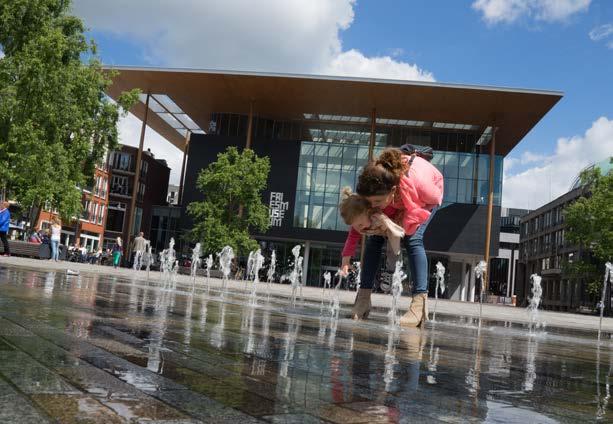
[51,240,59,261]
[360,207,438,294]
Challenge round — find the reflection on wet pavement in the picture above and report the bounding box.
[0,264,611,423]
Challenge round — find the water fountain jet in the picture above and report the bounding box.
[218,246,234,298]
[598,262,612,341]
[527,273,544,333]
[249,249,264,306]
[389,260,405,327]
[190,243,202,290]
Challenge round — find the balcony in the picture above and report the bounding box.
[110,185,132,198]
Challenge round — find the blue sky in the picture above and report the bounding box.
[73,0,613,209]
[341,0,612,166]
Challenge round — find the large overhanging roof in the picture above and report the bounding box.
[104,66,563,155]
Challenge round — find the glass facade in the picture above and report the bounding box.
[209,112,507,290]
[295,143,503,231]
[295,142,385,231]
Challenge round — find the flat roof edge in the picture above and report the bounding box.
[103,65,564,98]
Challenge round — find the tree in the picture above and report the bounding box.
[188,147,270,256]
[565,165,613,295]
[0,0,139,219]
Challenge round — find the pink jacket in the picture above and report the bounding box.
[342,155,444,257]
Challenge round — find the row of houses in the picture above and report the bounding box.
[35,145,175,256]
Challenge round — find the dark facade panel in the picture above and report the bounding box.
[425,203,500,256]
[182,134,302,239]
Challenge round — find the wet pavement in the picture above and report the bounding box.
[0,264,611,423]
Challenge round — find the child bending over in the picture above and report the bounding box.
[339,187,404,282]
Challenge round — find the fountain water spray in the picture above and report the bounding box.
[204,254,213,293]
[171,260,179,291]
[433,261,446,319]
[245,251,255,291]
[321,271,332,312]
[249,249,265,306]
[527,273,544,333]
[354,261,361,291]
[190,243,202,288]
[218,246,234,297]
[145,243,152,280]
[160,238,177,291]
[598,262,612,341]
[288,245,303,307]
[133,248,143,271]
[389,260,406,327]
[266,250,276,298]
[330,271,343,320]
[475,260,487,321]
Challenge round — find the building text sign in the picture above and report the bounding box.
[269,192,289,227]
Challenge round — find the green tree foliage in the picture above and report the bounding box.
[564,165,613,294]
[0,0,139,219]
[188,147,271,256]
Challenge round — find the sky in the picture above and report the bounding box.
[70,0,613,210]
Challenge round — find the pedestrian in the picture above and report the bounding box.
[0,201,11,256]
[111,237,123,268]
[50,217,62,261]
[340,147,443,327]
[29,230,42,244]
[132,231,147,270]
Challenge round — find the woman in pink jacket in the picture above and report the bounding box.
[342,148,443,327]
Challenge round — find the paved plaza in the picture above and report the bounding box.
[0,257,611,423]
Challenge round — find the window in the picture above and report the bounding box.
[137,182,146,201]
[110,151,134,172]
[106,202,126,233]
[111,175,130,196]
[82,200,90,220]
[98,205,105,225]
[140,161,149,178]
[132,207,143,235]
[106,209,124,233]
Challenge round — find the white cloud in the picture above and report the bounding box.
[520,151,546,164]
[117,112,183,185]
[503,116,613,209]
[589,23,613,49]
[472,0,591,24]
[589,23,613,41]
[73,0,435,187]
[321,49,434,81]
[72,0,433,80]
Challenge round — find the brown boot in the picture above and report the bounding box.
[399,293,429,328]
[351,288,372,320]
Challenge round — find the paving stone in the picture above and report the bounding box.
[0,262,611,423]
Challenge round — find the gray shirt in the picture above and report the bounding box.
[133,236,147,252]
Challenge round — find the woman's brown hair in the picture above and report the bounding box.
[356,148,408,196]
[339,187,371,225]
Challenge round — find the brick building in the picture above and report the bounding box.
[37,166,109,250]
[103,145,170,253]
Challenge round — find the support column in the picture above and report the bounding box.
[460,261,468,301]
[360,108,376,264]
[510,249,517,298]
[368,108,376,160]
[126,93,150,257]
[483,126,496,293]
[246,100,254,149]
[177,131,191,206]
[303,241,311,287]
[506,254,513,298]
